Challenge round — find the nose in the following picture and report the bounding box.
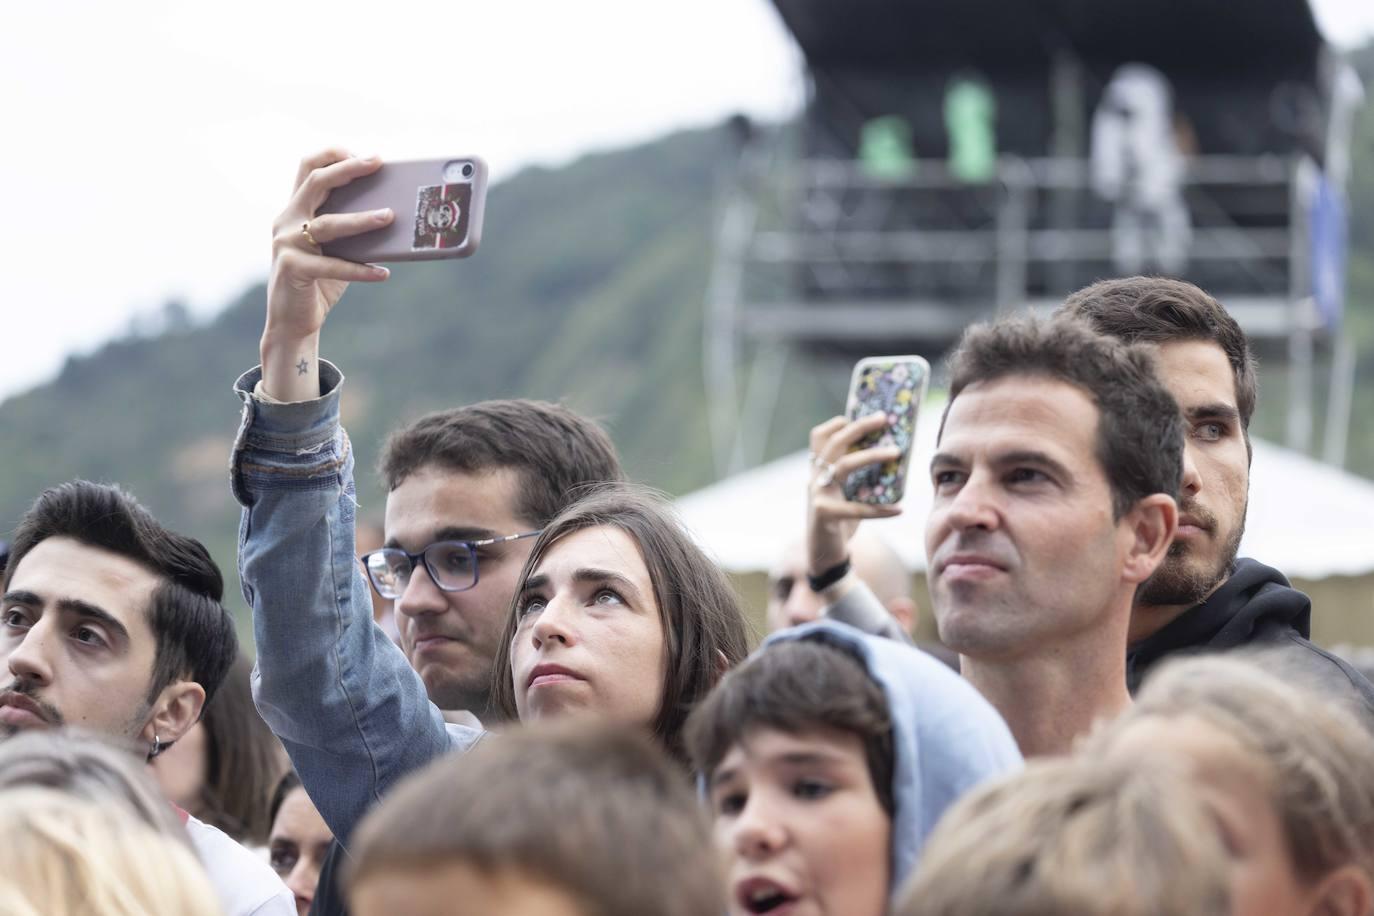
[394,562,448,620]
[6,621,55,686]
[285,860,319,912]
[530,595,578,649]
[1179,442,1202,498]
[732,793,788,862]
[942,470,1000,532]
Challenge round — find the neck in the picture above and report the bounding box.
[442,708,486,729]
[1129,572,1232,645]
[960,620,1132,758]
[1127,601,1191,644]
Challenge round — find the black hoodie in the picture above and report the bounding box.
[1126,558,1374,723]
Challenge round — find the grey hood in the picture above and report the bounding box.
[762,620,1022,891]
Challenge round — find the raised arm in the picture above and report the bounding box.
[232,152,478,845]
[807,414,913,643]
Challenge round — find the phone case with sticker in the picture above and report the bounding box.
[842,355,930,505]
[318,157,488,263]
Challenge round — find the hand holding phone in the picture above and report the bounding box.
[318,157,488,263]
[841,355,930,505]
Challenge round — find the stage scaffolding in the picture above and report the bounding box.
[705,0,1365,476]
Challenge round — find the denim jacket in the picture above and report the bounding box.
[231,362,482,844]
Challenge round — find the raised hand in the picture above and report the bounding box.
[806,414,903,580]
[261,150,395,401]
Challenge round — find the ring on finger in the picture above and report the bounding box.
[816,461,838,487]
[300,221,320,248]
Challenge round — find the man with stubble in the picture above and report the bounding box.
[1062,277,1374,718]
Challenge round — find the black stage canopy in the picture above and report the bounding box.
[772,0,1331,160]
[771,0,1323,80]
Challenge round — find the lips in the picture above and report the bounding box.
[735,877,799,915]
[410,633,462,655]
[526,663,584,690]
[936,552,1008,577]
[0,692,52,728]
[1177,514,1213,536]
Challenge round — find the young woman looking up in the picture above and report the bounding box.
[492,484,751,759]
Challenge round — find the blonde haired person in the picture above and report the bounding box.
[0,729,186,834]
[1084,653,1374,916]
[0,787,222,916]
[898,757,1231,916]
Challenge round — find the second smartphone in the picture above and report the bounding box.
[842,355,931,505]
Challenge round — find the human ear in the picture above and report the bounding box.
[714,649,732,685]
[1306,865,1372,916]
[1121,493,1177,585]
[140,679,206,749]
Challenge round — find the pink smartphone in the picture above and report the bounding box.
[318,157,488,263]
[842,355,930,505]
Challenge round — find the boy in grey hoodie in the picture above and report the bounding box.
[686,619,1021,916]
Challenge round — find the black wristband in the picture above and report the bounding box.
[808,557,851,593]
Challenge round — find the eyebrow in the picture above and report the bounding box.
[930,451,966,472]
[994,449,1072,479]
[2,590,130,643]
[931,449,1072,479]
[570,568,643,600]
[519,568,644,602]
[1185,403,1240,424]
[708,749,852,790]
[709,765,739,790]
[773,749,849,768]
[384,526,496,550]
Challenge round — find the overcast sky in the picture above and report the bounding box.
[3,0,1373,403]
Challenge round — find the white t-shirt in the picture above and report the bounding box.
[185,814,296,916]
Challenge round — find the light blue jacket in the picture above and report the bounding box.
[231,362,481,844]
[760,620,1022,891]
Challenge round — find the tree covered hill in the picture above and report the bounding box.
[0,124,763,617]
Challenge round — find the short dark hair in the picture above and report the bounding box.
[3,481,237,709]
[491,484,751,758]
[1060,277,1257,435]
[685,639,896,815]
[190,654,286,845]
[379,400,625,527]
[347,722,724,916]
[945,317,1185,519]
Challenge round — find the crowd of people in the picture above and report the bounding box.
[2,149,1374,916]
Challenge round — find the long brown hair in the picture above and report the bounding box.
[491,484,751,758]
[192,653,287,845]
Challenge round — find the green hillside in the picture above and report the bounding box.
[0,125,757,624]
[4,44,1374,635]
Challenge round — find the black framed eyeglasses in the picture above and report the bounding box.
[360,531,541,599]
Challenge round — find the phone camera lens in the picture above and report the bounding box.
[461,163,474,178]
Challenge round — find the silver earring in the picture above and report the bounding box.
[150,733,164,758]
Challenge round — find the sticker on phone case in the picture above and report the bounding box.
[413,184,472,250]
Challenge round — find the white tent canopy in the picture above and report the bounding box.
[677,416,1374,581]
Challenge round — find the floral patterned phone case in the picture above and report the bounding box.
[842,355,930,504]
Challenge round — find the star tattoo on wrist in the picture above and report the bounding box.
[296,359,309,376]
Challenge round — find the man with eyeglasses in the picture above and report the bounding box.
[363,411,617,728]
[230,152,626,914]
